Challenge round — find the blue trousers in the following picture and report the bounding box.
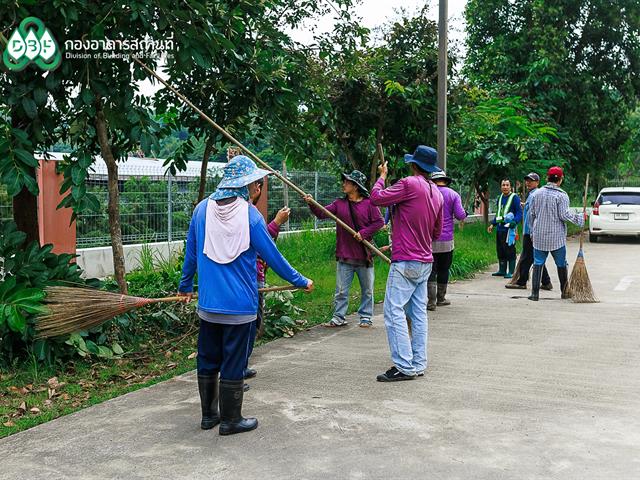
[533,246,567,267]
[197,320,251,381]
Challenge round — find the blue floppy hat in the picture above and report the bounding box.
[217,155,271,189]
[404,145,441,173]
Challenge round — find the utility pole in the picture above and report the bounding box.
[437,0,448,171]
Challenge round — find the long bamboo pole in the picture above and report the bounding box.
[130,57,391,264]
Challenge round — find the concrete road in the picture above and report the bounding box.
[2,237,639,480]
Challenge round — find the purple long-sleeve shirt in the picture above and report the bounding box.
[436,185,467,242]
[257,220,281,283]
[370,176,443,263]
[309,197,384,262]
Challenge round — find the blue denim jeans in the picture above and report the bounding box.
[383,261,432,376]
[533,246,567,267]
[332,262,375,325]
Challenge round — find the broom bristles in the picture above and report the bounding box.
[36,286,151,338]
[567,253,598,303]
[507,255,523,285]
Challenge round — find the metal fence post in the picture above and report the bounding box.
[167,174,173,242]
[314,171,319,230]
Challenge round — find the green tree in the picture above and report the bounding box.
[465,0,640,179]
[296,9,445,186]
[448,88,560,221]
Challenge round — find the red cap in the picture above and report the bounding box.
[547,166,564,178]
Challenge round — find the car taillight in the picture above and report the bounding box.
[592,201,599,215]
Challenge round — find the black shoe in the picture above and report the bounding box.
[376,366,416,382]
[243,383,250,392]
[541,283,553,291]
[219,379,258,436]
[197,374,220,430]
[244,368,257,379]
[505,283,527,290]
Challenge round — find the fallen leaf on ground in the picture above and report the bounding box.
[47,377,66,389]
[29,407,40,414]
[2,421,15,427]
[187,352,197,360]
[43,400,52,407]
[166,363,177,369]
[164,351,172,358]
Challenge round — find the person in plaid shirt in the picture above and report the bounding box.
[527,166,585,301]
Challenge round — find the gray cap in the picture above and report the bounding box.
[524,172,540,182]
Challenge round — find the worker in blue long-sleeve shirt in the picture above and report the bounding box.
[177,155,313,436]
[487,179,522,278]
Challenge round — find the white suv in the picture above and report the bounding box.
[589,187,640,242]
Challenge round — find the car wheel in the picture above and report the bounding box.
[589,232,599,243]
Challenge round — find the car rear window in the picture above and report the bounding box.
[599,192,640,205]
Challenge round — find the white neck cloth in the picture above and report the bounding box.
[203,198,250,264]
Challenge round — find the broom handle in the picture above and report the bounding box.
[148,285,303,304]
[580,173,590,249]
[130,57,391,265]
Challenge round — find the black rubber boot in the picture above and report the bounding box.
[219,379,258,436]
[436,284,451,306]
[558,266,570,299]
[427,282,437,311]
[198,374,219,430]
[528,265,543,301]
[492,261,507,276]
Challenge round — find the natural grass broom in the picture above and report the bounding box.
[566,174,598,303]
[36,285,301,338]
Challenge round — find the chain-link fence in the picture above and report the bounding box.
[75,169,342,248]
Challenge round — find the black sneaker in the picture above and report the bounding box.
[376,366,416,382]
[244,368,257,379]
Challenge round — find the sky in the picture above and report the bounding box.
[139,0,468,96]
[289,0,468,48]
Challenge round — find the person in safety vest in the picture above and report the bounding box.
[487,179,522,278]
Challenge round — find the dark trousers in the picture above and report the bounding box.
[245,292,265,369]
[428,250,454,285]
[517,234,551,286]
[496,229,516,262]
[197,320,252,381]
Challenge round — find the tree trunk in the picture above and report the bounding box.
[95,107,128,294]
[11,115,39,244]
[196,137,215,205]
[480,189,490,224]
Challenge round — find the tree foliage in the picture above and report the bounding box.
[465,0,640,178]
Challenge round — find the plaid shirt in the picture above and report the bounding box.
[529,183,584,251]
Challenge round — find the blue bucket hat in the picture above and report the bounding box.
[404,145,441,173]
[217,155,271,189]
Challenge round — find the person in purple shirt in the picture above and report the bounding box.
[427,171,467,310]
[244,176,291,383]
[304,170,384,328]
[370,145,443,382]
